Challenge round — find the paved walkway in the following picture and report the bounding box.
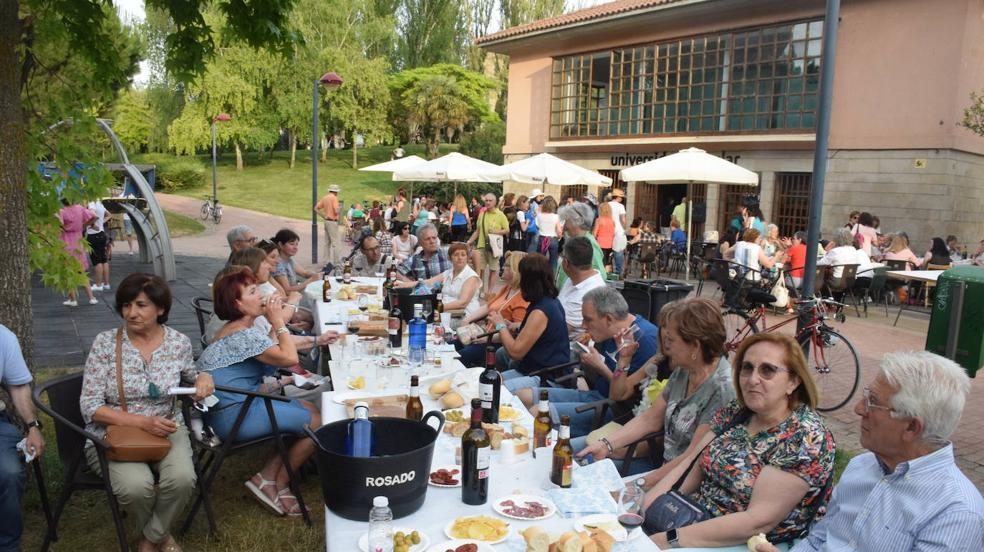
[30,197,983,489]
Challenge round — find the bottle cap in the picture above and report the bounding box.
[354,401,369,412]
[372,496,389,507]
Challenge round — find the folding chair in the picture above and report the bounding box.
[827,264,860,316]
[190,297,213,352]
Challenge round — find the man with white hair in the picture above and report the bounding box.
[225,225,255,266]
[756,351,983,552]
[556,202,607,288]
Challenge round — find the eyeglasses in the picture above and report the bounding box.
[238,236,258,244]
[362,245,381,252]
[861,386,893,414]
[738,362,790,381]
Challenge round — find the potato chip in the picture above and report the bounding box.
[450,516,509,541]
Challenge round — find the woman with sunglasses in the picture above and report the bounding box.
[643,332,834,550]
[390,222,418,263]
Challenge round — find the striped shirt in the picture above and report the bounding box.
[792,444,984,552]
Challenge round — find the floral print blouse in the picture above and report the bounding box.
[80,326,197,445]
[694,400,835,542]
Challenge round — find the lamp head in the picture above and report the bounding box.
[319,72,343,90]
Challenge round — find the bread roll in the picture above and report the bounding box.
[589,530,615,552]
[490,431,505,449]
[511,424,529,438]
[556,532,583,552]
[521,526,550,552]
[440,391,464,409]
[450,422,469,438]
[576,532,597,552]
[429,379,452,399]
[747,533,770,552]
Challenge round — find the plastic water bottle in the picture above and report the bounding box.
[368,495,393,552]
[408,304,426,372]
[345,402,375,457]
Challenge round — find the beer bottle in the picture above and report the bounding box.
[343,260,353,284]
[533,389,552,453]
[322,272,332,303]
[406,375,423,421]
[461,398,490,505]
[550,415,573,488]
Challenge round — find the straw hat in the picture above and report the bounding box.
[611,188,625,198]
[328,184,340,193]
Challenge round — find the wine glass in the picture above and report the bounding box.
[607,323,641,365]
[617,480,645,532]
[420,299,433,323]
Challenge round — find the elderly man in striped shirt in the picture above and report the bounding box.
[756,351,983,552]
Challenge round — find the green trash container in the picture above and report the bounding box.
[925,265,984,377]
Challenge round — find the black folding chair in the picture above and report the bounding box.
[826,264,860,316]
[32,372,129,552]
[190,297,213,352]
[180,384,311,535]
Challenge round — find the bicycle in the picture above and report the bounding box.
[719,263,861,412]
[200,195,222,224]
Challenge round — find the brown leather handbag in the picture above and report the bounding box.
[104,328,172,462]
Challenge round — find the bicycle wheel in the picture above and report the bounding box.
[721,309,758,358]
[212,205,223,224]
[800,327,861,412]
[200,203,210,221]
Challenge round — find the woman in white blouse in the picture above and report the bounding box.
[533,196,562,269]
[390,222,418,262]
[440,242,481,317]
[726,228,775,280]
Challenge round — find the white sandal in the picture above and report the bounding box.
[276,488,303,517]
[244,474,284,516]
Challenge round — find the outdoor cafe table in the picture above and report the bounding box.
[319,386,660,552]
[886,269,945,326]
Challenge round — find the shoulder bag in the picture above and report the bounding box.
[104,328,172,463]
[642,409,749,535]
[482,212,504,258]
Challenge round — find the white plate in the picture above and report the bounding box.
[492,494,556,521]
[358,527,430,552]
[425,540,495,552]
[573,513,642,542]
[428,465,462,488]
[497,405,524,422]
[443,517,511,544]
[332,390,399,405]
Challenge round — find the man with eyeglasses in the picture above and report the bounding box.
[755,351,982,552]
[225,225,256,266]
[395,224,450,284]
[350,236,389,276]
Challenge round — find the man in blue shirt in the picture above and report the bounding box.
[756,351,983,552]
[514,286,658,438]
[1,324,45,552]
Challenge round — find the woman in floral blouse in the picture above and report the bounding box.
[80,273,214,552]
[644,332,835,549]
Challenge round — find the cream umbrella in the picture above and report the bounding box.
[488,152,612,187]
[358,155,426,173]
[620,147,759,280]
[391,151,504,203]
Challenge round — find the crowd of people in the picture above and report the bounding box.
[3,188,979,551]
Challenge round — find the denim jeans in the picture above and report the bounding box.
[613,250,624,276]
[0,415,26,552]
[502,381,606,437]
[455,342,496,368]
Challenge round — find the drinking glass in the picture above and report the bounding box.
[617,481,645,531]
[607,323,641,365]
[421,299,433,323]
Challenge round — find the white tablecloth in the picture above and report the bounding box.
[318,388,659,552]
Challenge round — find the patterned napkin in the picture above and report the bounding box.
[547,485,618,518]
[573,458,627,493]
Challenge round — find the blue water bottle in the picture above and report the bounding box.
[408,303,427,371]
[345,402,375,457]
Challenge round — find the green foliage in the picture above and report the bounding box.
[961,91,984,137]
[156,157,207,191]
[459,119,505,164]
[413,181,500,205]
[112,89,154,153]
[395,0,467,69]
[402,74,472,157]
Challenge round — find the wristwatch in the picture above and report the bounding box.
[26,419,43,431]
[495,322,508,332]
[666,528,680,548]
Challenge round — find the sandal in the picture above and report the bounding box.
[159,535,183,552]
[245,474,284,516]
[276,487,303,517]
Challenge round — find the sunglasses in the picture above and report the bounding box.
[739,361,790,380]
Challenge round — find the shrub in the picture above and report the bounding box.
[156,157,206,191]
[459,120,505,165]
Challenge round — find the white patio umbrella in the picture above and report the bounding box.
[620,147,759,280]
[489,152,613,187]
[391,151,504,203]
[358,155,426,173]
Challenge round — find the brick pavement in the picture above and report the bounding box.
[29,197,983,490]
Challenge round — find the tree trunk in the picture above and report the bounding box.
[321,134,327,162]
[352,135,358,169]
[289,131,296,169]
[0,0,34,370]
[235,142,243,171]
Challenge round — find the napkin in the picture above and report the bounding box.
[573,458,626,493]
[547,485,618,518]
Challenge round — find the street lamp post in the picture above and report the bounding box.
[312,71,344,264]
[211,113,231,207]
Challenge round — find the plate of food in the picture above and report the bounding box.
[444,516,511,544]
[346,376,367,390]
[429,465,462,488]
[358,527,429,552]
[573,513,642,542]
[492,494,556,521]
[497,405,523,422]
[425,540,495,552]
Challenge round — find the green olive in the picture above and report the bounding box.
[410,531,420,544]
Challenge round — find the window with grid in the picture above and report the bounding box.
[772,172,812,236]
[549,19,823,139]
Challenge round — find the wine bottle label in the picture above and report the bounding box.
[388,317,399,335]
[479,383,494,403]
[477,446,490,478]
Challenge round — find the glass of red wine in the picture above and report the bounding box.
[617,479,646,532]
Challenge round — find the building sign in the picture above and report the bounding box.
[610,151,742,166]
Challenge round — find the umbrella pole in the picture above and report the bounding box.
[685,182,693,281]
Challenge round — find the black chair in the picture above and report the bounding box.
[32,372,129,552]
[826,264,860,316]
[633,242,660,279]
[191,297,213,351]
[179,384,312,535]
[859,266,889,317]
[523,359,582,389]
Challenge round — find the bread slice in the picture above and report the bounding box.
[589,530,615,552]
[521,526,551,552]
[556,532,583,552]
[576,531,597,552]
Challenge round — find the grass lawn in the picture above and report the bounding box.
[163,209,206,237]
[136,144,454,220]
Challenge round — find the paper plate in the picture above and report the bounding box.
[573,513,642,542]
[428,465,462,488]
[492,494,556,521]
[425,540,495,552]
[357,527,430,552]
[443,517,511,544]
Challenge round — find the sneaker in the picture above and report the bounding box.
[91,284,104,291]
[89,298,99,305]
[62,299,78,307]
[128,251,135,255]
[102,284,111,291]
